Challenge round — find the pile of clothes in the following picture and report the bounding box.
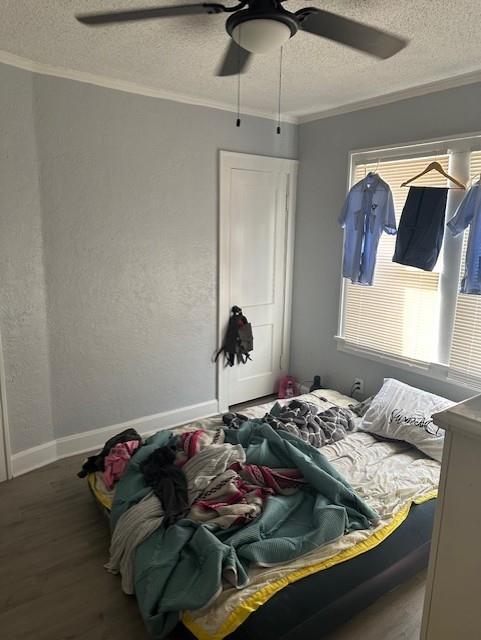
[106,427,310,592]
[77,427,142,491]
[79,399,376,639]
[223,398,356,448]
[100,415,377,639]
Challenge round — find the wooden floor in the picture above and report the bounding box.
[0,453,426,640]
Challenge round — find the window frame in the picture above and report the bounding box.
[336,131,481,391]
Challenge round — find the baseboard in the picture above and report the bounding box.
[11,399,219,477]
[11,440,58,477]
[55,399,219,460]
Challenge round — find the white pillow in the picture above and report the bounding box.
[360,378,454,462]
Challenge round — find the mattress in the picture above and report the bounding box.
[88,389,439,640]
[179,500,435,640]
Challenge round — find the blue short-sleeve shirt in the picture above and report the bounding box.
[447,183,481,294]
[339,172,397,285]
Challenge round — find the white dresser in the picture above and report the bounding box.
[421,394,481,639]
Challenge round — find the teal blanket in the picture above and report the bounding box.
[111,422,378,639]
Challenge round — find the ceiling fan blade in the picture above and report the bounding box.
[297,8,408,59]
[216,40,252,76]
[76,4,225,26]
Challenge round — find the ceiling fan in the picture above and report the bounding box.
[76,1,408,77]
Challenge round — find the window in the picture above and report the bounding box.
[343,155,448,363]
[338,137,481,389]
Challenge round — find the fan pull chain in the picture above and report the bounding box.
[276,46,283,135]
[236,26,242,127]
[236,68,241,127]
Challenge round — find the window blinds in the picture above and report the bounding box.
[342,155,449,362]
[449,150,481,386]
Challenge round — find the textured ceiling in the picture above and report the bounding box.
[2,0,481,119]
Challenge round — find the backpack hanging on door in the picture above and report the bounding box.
[216,306,254,367]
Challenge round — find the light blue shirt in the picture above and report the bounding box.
[339,173,397,285]
[447,183,481,294]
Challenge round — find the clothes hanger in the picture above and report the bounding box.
[363,159,381,187]
[365,158,380,177]
[401,160,465,189]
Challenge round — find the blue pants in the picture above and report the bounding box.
[393,186,448,271]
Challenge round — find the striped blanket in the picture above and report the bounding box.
[223,398,356,448]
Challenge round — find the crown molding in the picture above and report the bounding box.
[3,49,481,129]
[296,68,481,124]
[0,50,298,124]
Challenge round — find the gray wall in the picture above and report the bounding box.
[2,63,297,451]
[0,65,54,452]
[5,58,479,453]
[290,81,481,403]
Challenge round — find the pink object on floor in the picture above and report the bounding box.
[278,375,300,399]
[103,440,140,489]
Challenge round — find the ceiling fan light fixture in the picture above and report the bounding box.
[76,2,409,78]
[232,18,292,54]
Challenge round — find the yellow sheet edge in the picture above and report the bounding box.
[182,490,438,640]
[87,472,113,510]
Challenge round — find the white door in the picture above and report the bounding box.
[218,151,297,409]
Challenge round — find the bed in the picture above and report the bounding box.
[87,388,439,640]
